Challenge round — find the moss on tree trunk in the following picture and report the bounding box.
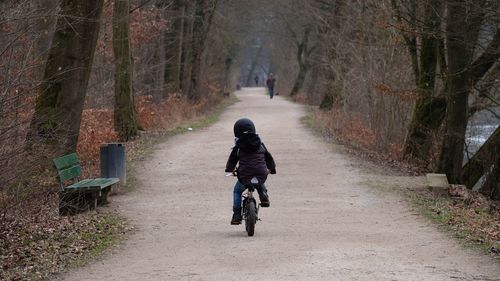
[404,97,446,164]
[26,0,104,157]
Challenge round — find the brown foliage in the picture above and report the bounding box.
[130,6,168,47]
[415,188,500,255]
[137,94,194,130]
[315,109,378,151]
[307,107,423,175]
[0,191,125,280]
[77,109,119,178]
[374,84,419,101]
[77,87,225,177]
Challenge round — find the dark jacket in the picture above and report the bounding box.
[266,77,276,88]
[225,133,276,182]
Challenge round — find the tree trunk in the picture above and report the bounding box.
[33,0,58,64]
[403,0,444,163]
[482,156,500,199]
[163,0,185,92]
[438,0,474,183]
[403,97,447,163]
[179,2,192,92]
[113,0,138,141]
[186,0,204,99]
[470,31,500,87]
[26,0,104,156]
[318,44,342,110]
[318,0,344,110]
[223,57,233,94]
[290,64,309,97]
[290,27,312,97]
[462,125,500,189]
[187,0,217,100]
[306,63,320,103]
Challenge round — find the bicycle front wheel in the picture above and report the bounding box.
[245,201,256,236]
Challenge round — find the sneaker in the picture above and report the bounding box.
[231,208,242,225]
[259,193,270,208]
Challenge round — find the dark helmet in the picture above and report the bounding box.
[233,118,256,138]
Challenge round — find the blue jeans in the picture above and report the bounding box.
[268,86,274,99]
[233,181,268,208]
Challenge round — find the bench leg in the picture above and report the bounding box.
[59,191,83,216]
[59,190,100,215]
[59,193,71,216]
[88,191,98,210]
[97,186,111,206]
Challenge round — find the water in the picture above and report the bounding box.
[464,124,498,190]
[464,124,498,162]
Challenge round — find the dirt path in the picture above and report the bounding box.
[63,88,499,281]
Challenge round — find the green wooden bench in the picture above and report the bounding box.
[53,153,119,215]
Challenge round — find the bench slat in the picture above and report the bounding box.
[90,178,119,186]
[66,178,119,189]
[53,153,79,170]
[58,165,82,182]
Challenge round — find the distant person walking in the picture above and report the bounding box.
[254,75,259,86]
[266,74,276,99]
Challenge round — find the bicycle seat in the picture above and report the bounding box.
[242,177,261,191]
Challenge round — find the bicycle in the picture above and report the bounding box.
[241,177,261,236]
[227,172,264,236]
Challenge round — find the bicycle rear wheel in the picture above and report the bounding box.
[245,201,256,236]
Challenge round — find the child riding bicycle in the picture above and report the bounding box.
[225,118,276,225]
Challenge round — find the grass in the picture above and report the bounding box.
[60,212,126,261]
[54,212,127,279]
[408,191,500,260]
[300,114,319,132]
[84,214,124,256]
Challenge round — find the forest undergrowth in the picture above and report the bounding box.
[412,188,500,259]
[300,96,500,259]
[0,92,234,280]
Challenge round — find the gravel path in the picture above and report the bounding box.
[62,88,500,281]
